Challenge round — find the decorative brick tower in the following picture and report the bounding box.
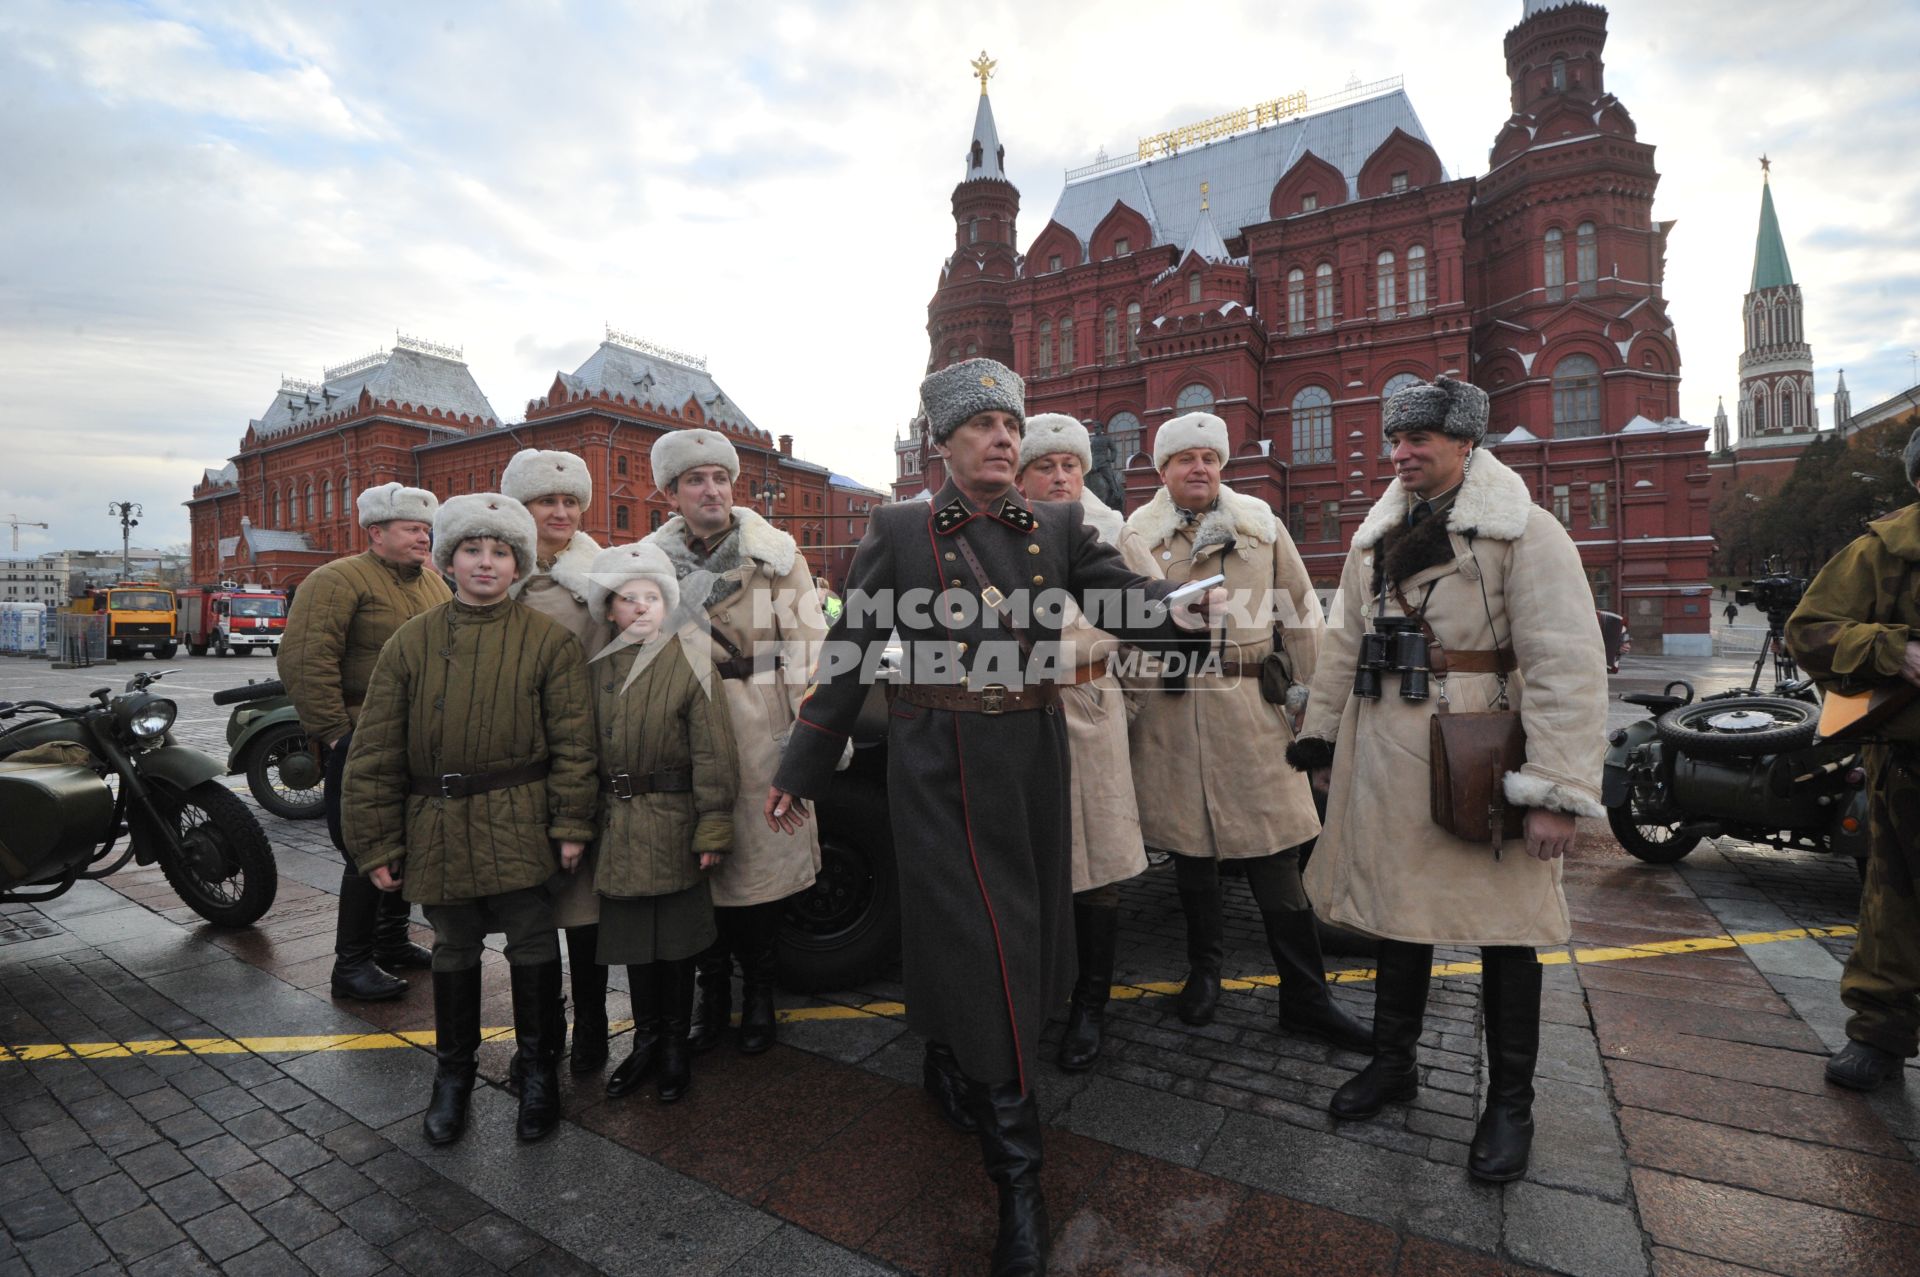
[1736,160,1817,441]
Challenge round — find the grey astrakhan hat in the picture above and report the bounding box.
[920,358,1025,443]
[1382,375,1490,444]
[432,494,537,577]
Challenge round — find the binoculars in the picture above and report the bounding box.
[1353,615,1431,702]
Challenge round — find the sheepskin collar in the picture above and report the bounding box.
[1352,447,1533,551]
[645,507,797,610]
[512,530,601,603]
[1125,484,1277,562]
[1079,489,1124,547]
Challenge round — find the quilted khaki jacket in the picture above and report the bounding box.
[340,597,599,904]
[280,552,451,745]
[589,630,739,899]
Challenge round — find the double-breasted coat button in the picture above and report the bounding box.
[1028,544,1040,555]
[945,552,956,562]
[957,642,969,653]
[1032,575,1045,585]
[950,578,963,588]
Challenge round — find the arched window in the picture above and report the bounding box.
[616,454,628,477]
[1551,57,1567,92]
[301,485,312,522]
[1175,383,1215,411]
[968,217,979,244]
[1551,354,1601,437]
[1287,268,1307,333]
[1126,302,1142,360]
[1104,305,1119,361]
[1381,372,1425,456]
[1780,389,1795,430]
[270,489,280,527]
[616,505,631,531]
[1406,245,1428,316]
[1038,320,1052,374]
[1188,273,1202,305]
[1059,315,1075,367]
[1752,390,1768,433]
[1314,263,1335,330]
[322,479,333,519]
[1376,249,1397,314]
[1291,386,1334,464]
[1544,228,1566,301]
[1107,412,1143,464]
[965,342,977,357]
[1576,222,1597,295]
[947,346,960,362]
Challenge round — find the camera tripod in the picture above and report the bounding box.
[1746,609,1801,692]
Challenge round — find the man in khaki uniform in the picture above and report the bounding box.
[1127,411,1369,1054]
[643,429,826,1055]
[280,482,449,1002]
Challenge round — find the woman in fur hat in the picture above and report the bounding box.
[1015,414,1159,1072]
[1286,376,1607,1182]
[501,447,610,1076]
[583,542,738,1104]
[1126,411,1371,1056]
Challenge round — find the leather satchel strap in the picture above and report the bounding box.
[951,531,1037,661]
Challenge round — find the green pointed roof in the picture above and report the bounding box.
[1751,178,1794,291]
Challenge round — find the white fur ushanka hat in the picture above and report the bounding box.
[355,482,438,529]
[586,542,682,624]
[1018,413,1093,475]
[651,429,741,492]
[432,494,537,577]
[1153,411,1230,470]
[501,448,592,507]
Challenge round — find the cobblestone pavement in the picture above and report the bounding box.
[3,650,1917,1275]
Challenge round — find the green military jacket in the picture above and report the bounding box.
[589,630,738,899]
[340,597,599,904]
[1786,502,1920,742]
[280,552,451,745]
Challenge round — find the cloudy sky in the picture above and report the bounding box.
[2,0,1914,554]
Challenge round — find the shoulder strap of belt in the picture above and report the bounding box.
[951,530,1036,660]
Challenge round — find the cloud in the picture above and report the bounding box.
[0,0,1911,556]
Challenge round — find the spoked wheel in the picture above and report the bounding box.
[155,780,278,927]
[244,724,326,820]
[1654,696,1819,759]
[1606,796,1702,864]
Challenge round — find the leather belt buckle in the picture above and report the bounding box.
[609,773,633,800]
[980,684,1008,715]
[439,774,466,799]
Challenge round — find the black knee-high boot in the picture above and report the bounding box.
[510,960,565,1142]
[971,1081,1048,1277]
[1470,947,1542,1182]
[1172,858,1223,1026]
[330,870,407,1002]
[607,963,661,1099]
[373,890,432,971]
[655,958,695,1103]
[687,932,732,1053]
[1262,908,1373,1053]
[922,1041,980,1134]
[734,901,783,1055]
[1330,940,1432,1121]
[1059,898,1117,1072]
[566,925,608,1074]
[422,968,481,1146]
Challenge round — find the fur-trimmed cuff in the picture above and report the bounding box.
[1502,771,1604,819]
[1283,683,1311,715]
[1285,736,1335,773]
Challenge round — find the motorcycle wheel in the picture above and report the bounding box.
[154,780,278,927]
[778,772,900,993]
[244,724,326,821]
[1654,696,1818,759]
[1606,798,1702,864]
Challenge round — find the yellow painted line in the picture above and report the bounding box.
[0,924,1857,1062]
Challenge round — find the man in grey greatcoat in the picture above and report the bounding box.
[766,358,1215,1277]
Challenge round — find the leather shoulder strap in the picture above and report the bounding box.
[952,531,1036,659]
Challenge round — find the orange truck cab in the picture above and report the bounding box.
[70,582,178,659]
[176,586,287,657]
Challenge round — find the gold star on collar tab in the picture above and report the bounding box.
[933,499,974,535]
[994,500,1039,533]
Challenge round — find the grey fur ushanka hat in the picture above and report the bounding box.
[501,448,592,507]
[920,358,1025,443]
[355,482,438,529]
[432,494,537,577]
[1018,413,1092,474]
[1382,375,1490,444]
[652,429,741,492]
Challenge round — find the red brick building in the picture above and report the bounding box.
[897,1,1715,652]
[824,474,888,592]
[187,331,833,588]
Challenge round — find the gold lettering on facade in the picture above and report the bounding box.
[1137,91,1308,159]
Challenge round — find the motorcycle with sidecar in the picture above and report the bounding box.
[0,670,279,925]
[217,678,324,820]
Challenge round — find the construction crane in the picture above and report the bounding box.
[6,514,48,553]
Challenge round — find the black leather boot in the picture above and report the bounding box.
[1331,941,1432,1121]
[735,902,781,1055]
[1470,948,1541,1182]
[1059,898,1117,1072]
[972,1080,1049,1277]
[330,869,407,1002]
[655,959,695,1103]
[922,1041,980,1134]
[422,968,481,1146]
[1173,868,1224,1026]
[566,926,609,1075]
[510,960,565,1142]
[687,936,732,1054]
[1826,1040,1906,1091]
[373,890,432,971]
[1264,908,1373,1053]
[607,963,661,1099]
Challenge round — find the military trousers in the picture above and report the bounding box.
[423,887,559,973]
[1840,749,1920,1057]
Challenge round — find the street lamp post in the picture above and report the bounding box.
[108,501,143,577]
[750,478,786,522]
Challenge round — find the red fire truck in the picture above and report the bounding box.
[177,586,288,657]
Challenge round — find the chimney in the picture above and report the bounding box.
[778,435,794,456]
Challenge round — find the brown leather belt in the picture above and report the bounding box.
[1432,648,1518,676]
[890,682,1059,716]
[1060,660,1108,686]
[714,651,783,681]
[410,760,550,799]
[601,767,693,799]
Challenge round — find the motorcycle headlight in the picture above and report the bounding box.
[116,694,177,741]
